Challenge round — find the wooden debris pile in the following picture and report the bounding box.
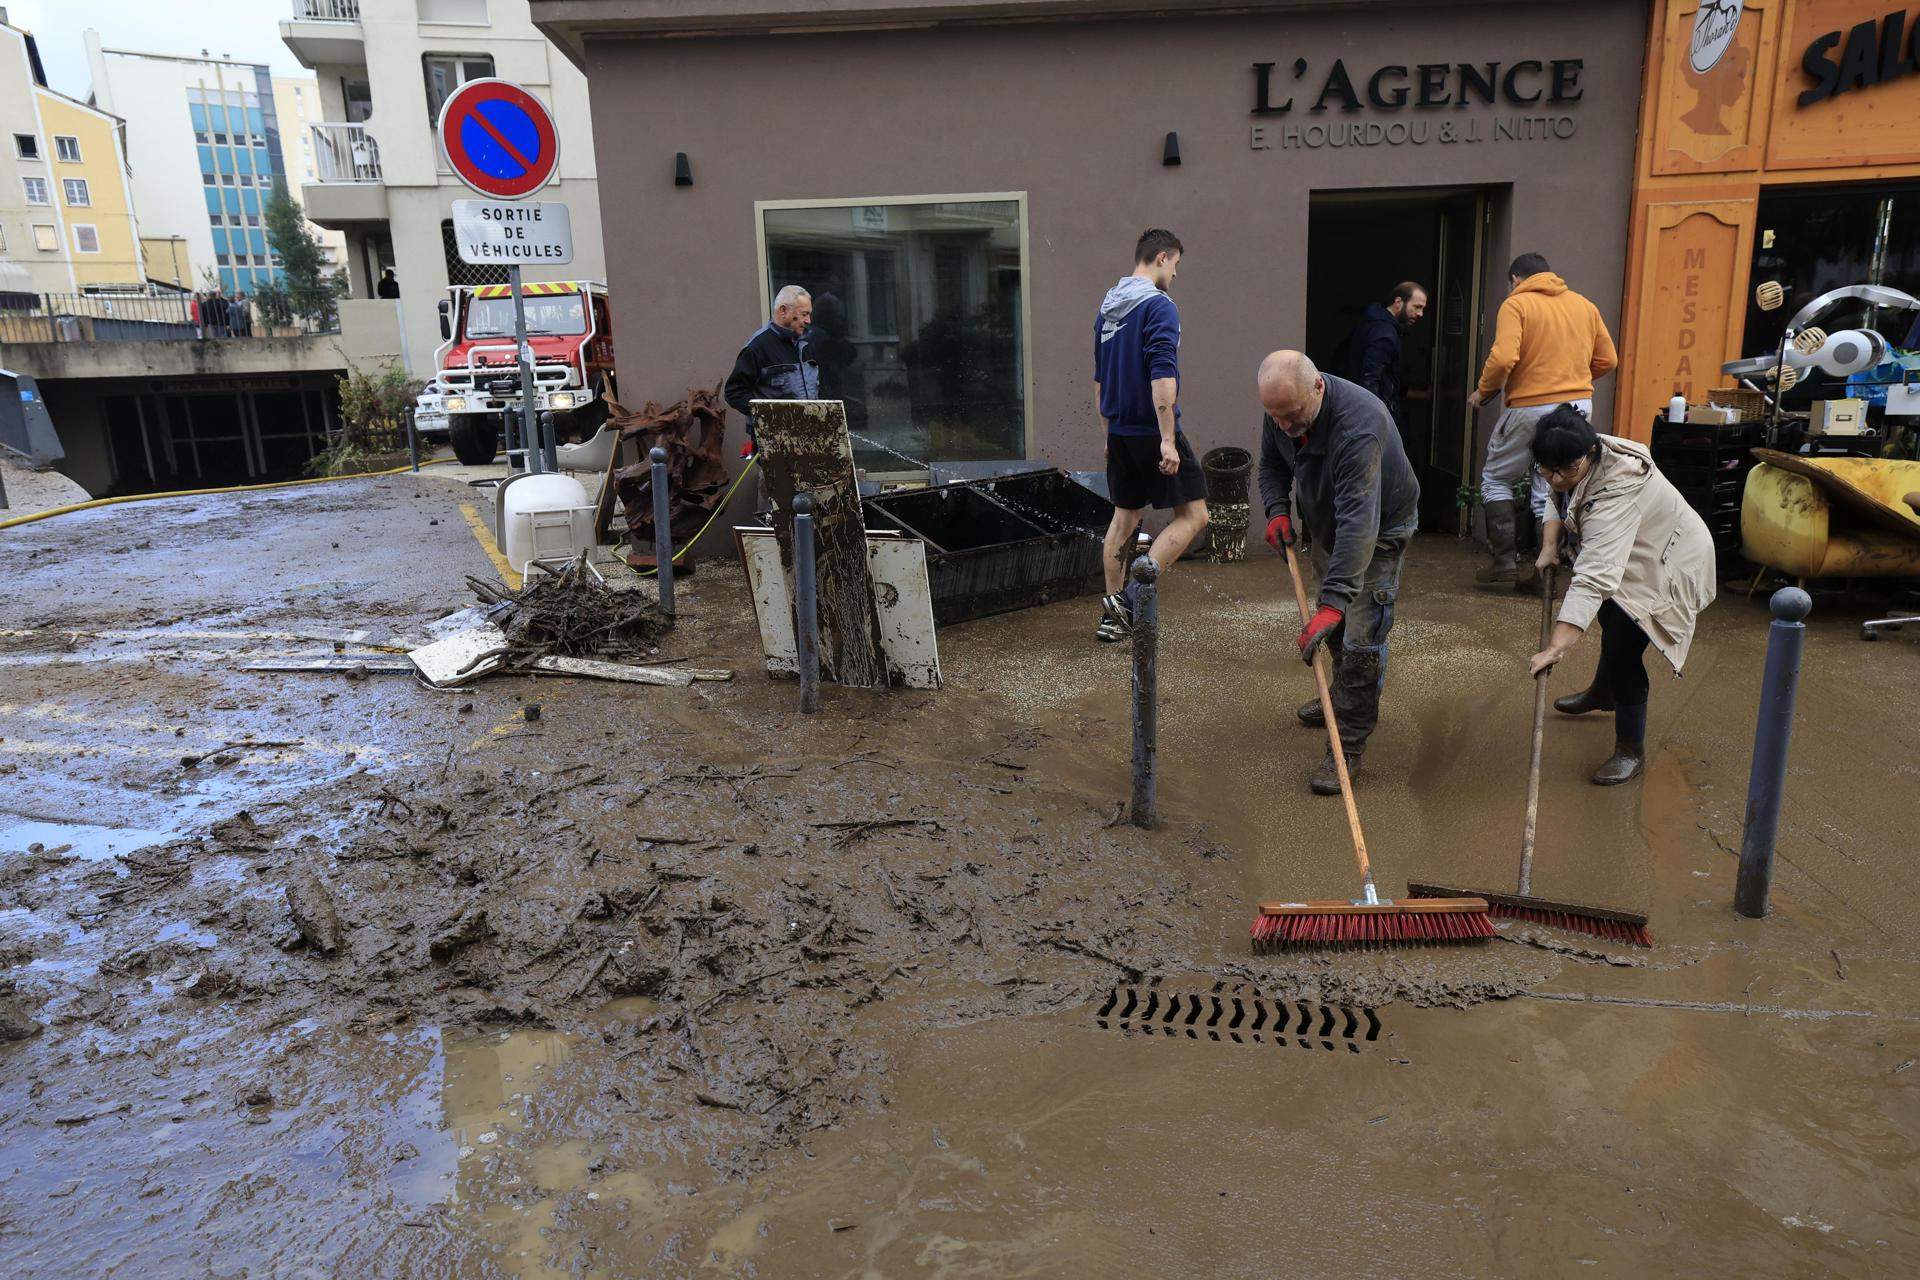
[468,555,673,665]
[609,384,732,566]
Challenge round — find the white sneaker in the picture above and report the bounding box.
[1095,593,1132,643]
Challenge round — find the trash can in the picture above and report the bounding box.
[1202,446,1253,562]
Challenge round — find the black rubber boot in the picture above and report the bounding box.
[1475,500,1518,584]
[1296,699,1324,728]
[1554,680,1615,716]
[1309,749,1362,796]
[1592,702,1646,786]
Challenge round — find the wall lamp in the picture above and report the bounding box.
[674,152,693,187]
[1162,132,1181,166]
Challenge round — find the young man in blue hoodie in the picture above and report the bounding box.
[1093,228,1208,642]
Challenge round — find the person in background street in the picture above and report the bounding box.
[377,268,400,299]
[189,292,203,340]
[1338,281,1426,426]
[205,287,231,339]
[1467,252,1618,589]
[724,283,821,454]
[1092,228,1208,644]
[1528,407,1716,785]
[1257,350,1420,795]
[231,291,251,337]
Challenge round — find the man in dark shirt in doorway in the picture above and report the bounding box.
[724,284,822,450]
[1257,350,1420,795]
[1337,281,1426,427]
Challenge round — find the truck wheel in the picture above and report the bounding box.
[449,415,499,466]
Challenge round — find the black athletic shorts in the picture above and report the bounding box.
[1106,430,1208,511]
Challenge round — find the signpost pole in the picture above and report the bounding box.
[509,264,543,474]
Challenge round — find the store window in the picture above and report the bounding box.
[758,195,1029,470]
[1745,184,1920,354]
[72,224,100,254]
[422,54,495,128]
[54,135,81,162]
[32,224,56,252]
[22,176,48,205]
[13,133,37,159]
[63,178,90,207]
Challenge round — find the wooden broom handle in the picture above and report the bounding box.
[1519,565,1555,896]
[1282,541,1374,896]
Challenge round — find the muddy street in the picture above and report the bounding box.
[2,473,1917,1278]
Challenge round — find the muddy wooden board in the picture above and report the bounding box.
[750,398,888,690]
[737,527,941,690]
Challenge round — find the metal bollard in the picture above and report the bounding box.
[1735,587,1812,919]
[650,446,675,614]
[793,493,821,714]
[406,407,420,473]
[1130,555,1159,829]
[540,411,559,476]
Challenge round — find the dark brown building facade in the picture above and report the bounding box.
[538,0,1651,527]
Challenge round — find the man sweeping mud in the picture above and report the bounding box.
[1256,351,1419,794]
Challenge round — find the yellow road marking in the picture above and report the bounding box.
[468,713,532,753]
[459,502,521,589]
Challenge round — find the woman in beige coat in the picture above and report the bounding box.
[1526,407,1717,784]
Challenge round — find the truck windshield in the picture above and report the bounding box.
[465,295,587,338]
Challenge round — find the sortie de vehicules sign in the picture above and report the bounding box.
[452,199,574,266]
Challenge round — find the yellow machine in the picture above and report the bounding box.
[1741,450,1920,578]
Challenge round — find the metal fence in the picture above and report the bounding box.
[312,123,381,183]
[292,0,361,20]
[0,291,342,343]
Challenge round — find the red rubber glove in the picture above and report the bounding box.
[1265,513,1294,551]
[1297,605,1343,664]
[739,437,756,459]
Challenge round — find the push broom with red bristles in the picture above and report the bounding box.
[1406,567,1653,948]
[1252,541,1492,951]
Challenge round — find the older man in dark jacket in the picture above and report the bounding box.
[724,284,821,449]
[1257,350,1420,794]
[1337,281,1426,427]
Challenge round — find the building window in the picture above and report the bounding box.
[54,135,81,162]
[202,172,216,186]
[1745,183,1920,355]
[422,54,495,127]
[221,174,236,186]
[14,132,38,159]
[757,194,1031,468]
[0,225,6,251]
[32,224,56,252]
[22,176,49,205]
[63,178,90,207]
[72,224,100,254]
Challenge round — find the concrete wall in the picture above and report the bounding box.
[0,335,348,382]
[578,2,1646,474]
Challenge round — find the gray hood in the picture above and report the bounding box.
[1101,275,1165,322]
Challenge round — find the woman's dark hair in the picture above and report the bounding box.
[1531,404,1600,468]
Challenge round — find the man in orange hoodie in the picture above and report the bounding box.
[1466,253,1618,586]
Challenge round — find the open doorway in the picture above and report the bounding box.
[1305,189,1492,532]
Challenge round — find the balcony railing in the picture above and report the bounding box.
[291,0,361,21]
[311,123,382,183]
[0,290,342,343]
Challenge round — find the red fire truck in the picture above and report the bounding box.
[434,279,616,465]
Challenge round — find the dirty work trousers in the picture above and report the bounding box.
[1310,526,1412,755]
[1589,599,1652,708]
[1480,398,1591,520]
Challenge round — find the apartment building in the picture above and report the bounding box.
[280,0,605,379]
[0,17,145,295]
[85,37,294,298]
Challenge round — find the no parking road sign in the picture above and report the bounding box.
[437,78,559,199]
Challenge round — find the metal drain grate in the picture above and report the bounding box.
[1096,981,1381,1052]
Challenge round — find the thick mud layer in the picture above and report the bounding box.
[2,475,1917,1276]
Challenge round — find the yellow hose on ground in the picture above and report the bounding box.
[0,458,461,531]
[634,453,759,577]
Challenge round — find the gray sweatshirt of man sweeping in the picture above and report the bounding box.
[1259,374,1420,612]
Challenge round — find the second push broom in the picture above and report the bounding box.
[1407,566,1653,946]
[1251,540,1493,950]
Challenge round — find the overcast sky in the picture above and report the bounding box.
[8,0,309,99]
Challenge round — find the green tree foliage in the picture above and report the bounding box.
[255,181,346,329]
[308,363,425,475]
